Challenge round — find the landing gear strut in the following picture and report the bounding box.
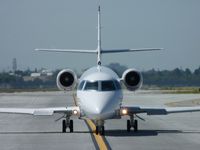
[62,115,73,133]
[127,115,138,132]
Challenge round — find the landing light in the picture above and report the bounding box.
[121,108,128,115]
[73,110,78,115]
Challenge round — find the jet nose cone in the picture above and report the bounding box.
[80,91,118,120]
[93,105,105,114]
[82,98,109,119]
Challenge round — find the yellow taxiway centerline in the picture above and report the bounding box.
[85,119,108,150]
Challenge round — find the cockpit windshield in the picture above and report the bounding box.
[84,81,98,91]
[80,80,121,91]
[101,80,115,91]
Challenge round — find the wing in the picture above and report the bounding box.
[101,48,163,54]
[121,105,200,115]
[35,49,97,54]
[0,106,80,116]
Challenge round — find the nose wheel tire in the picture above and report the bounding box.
[96,126,99,135]
[100,126,105,135]
[95,125,105,135]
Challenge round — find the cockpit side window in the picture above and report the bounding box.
[114,80,121,90]
[84,81,99,91]
[78,80,85,90]
[101,80,115,91]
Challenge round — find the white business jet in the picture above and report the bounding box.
[1,6,200,135]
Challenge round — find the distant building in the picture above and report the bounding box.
[31,73,41,77]
[41,69,53,76]
[9,72,15,76]
[23,76,34,82]
[23,70,53,82]
[46,72,53,76]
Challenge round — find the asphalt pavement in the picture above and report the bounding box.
[0,91,200,150]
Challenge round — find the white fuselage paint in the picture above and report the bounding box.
[77,66,123,120]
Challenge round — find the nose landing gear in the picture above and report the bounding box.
[95,120,105,135]
[95,125,105,135]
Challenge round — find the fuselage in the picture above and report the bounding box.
[77,66,123,120]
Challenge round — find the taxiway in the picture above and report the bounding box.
[0,91,200,150]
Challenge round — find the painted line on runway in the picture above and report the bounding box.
[85,119,110,150]
[84,120,99,150]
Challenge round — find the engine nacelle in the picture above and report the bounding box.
[122,68,143,91]
[56,69,77,91]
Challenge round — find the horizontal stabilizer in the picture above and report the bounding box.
[101,48,163,54]
[35,49,97,54]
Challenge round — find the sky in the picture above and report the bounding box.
[0,0,200,72]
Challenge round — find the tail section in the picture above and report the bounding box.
[36,5,162,66]
[97,5,102,66]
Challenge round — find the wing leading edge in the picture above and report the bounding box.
[0,106,80,116]
[122,105,200,115]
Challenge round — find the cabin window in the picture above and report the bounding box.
[101,80,116,91]
[84,81,99,91]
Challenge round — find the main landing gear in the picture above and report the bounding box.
[62,116,73,133]
[127,115,138,132]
